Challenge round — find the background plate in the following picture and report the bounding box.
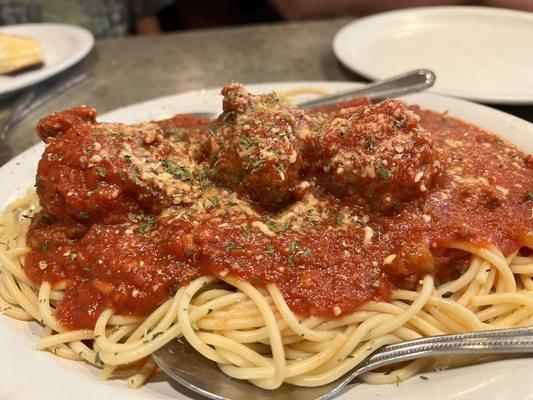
[0,82,532,400]
[0,23,94,97]
[333,7,533,104]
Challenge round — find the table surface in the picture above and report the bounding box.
[1,17,532,166]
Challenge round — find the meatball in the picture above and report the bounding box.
[36,106,96,142]
[206,83,314,208]
[314,100,443,211]
[35,107,203,224]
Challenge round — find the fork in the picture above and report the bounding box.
[153,326,533,400]
[0,72,89,166]
[0,72,88,139]
[183,69,436,121]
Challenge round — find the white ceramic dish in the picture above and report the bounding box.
[0,82,532,400]
[0,23,94,97]
[333,7,533,104]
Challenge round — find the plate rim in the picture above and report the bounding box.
[332,6,533,105]
[0,22,94,97]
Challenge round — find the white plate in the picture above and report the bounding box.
[0,82,532,400]
[333,6,533,105]
[0,23,94,97]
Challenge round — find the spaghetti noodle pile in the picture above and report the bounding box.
[1,189,532,388]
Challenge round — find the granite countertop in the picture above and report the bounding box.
[0,17,531,165]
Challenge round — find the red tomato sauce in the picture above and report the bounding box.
[24,94,532,330]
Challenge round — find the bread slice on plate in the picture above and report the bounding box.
[0,33,44,74]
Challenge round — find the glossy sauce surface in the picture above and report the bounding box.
[25,87,532,329]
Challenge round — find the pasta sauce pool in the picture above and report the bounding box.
[24,86,533,329]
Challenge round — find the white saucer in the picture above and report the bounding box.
[333,7,533,104]
[0,23,94,97]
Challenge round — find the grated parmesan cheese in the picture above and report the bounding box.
[383,254,396,264]
[363,226,373,245]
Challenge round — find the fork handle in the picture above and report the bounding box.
[355,333,533,377]
[297,69,435,109]
[13,73,88,126]
[378,326,533,353]
[0,90,37,139]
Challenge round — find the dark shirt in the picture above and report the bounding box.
[0,0,172,38]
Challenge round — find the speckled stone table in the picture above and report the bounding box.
[0,17,531,165]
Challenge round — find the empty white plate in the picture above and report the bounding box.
[333,6,533,104]
[0,23,94,97]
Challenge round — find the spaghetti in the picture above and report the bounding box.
[0,83,532,390]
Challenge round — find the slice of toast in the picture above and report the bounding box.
[0,33,44,74]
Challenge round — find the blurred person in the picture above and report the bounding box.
[158,0,280,31]
[268,0,533,19]
[0,0,172,37]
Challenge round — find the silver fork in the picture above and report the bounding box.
[183,69,436,121]
[0,72,88,139]
[153,326,533,400]
[0,72,89,166]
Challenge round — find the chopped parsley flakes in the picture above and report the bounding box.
[79,211,90,219]
[265,246,276,254]
[287,241,298,252]
[378,164,389,181]
[264,216,290,233]
[161,158,190,180]
[251,159,266,173]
